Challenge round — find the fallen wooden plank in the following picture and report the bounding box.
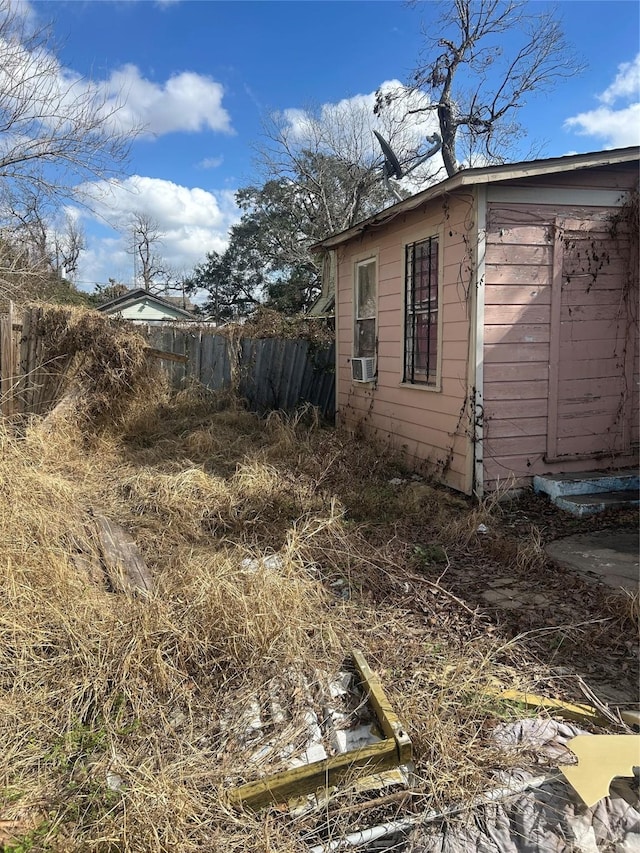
[145,347,189,365]
[69,521,108,589]
[229,739,399,811]
[352,650,413,763]
[495,688,605,725]
[92,514,153,596]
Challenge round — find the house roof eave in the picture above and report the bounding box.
[97,288,197,319]
[310,146,640,252]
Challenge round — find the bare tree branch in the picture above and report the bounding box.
[127,213,167,292]
[0,0,135,207]
[377,0,584,176]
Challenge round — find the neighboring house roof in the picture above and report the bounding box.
[311,146,640,251]
[97,288,197,320]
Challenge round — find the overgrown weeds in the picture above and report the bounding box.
[0,311,635,851]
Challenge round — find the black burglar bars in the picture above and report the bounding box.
[404,237,437,385]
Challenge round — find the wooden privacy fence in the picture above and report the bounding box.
[146,325,336,419]
[0,306,336,420]
[0,303,78,418]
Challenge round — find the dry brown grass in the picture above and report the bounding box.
[0,315,627,851]
[0,418,352,851]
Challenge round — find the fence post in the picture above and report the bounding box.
[0,301,16,417]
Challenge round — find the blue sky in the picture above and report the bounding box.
[26,0,640,290]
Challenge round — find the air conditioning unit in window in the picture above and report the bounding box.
[351,357,376,382]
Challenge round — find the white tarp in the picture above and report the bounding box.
[408,720,640,853]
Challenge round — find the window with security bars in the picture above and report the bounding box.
[404,237,439,385]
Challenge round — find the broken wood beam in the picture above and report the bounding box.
[352,650,413,763]
[92,513,154,596]
[229,651,412,811]
[229,739,399,811]
[145,347,188,364]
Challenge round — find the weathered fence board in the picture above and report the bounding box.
[1,304,79,418]
[1,308,335,420]
[146,325,335,418]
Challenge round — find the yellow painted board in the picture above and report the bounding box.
[352,650,413,763]
[561,734,640,806]
[229,739,398,811]
[496,689,605,725]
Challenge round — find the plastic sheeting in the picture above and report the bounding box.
[408,720,640,853]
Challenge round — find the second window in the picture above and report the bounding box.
[404,237,439,386]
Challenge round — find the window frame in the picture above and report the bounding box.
[402,234,442,390]
[353,254,378,362]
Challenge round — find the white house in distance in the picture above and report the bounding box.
[97,288,198,324]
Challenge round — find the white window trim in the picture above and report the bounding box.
[352,253,378,365]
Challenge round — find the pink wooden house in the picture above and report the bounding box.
[313,147,639,496]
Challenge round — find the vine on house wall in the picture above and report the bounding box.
[608,185,640,451]
[608,184,639,322]
[561,225,611,294]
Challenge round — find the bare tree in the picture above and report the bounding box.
[258,94,442,239]
[377,0,582,176]
[0,0,134,206]
[2,188,85,281]
[128,213,167,291]
[0,213,88,308]
[0,0,134,305]
[53,215,85,281]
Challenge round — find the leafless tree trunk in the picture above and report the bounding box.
[53,216,85,281]
[129,213,166,291]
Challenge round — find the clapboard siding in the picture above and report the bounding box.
[495,163,636,191]
[336,193,474,492]
[334,157,638,495]
[483,183,639,488]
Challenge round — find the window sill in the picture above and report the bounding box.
[399,381,441,393]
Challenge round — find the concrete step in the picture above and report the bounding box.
[533,469,640,500]
[555,489,640,517]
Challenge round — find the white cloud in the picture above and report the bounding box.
[281,79,438,154]
[76,176,240,287]
[565,54,640,148]
[564,104,640,148]
[0,15,232,142]
[198,155,224,169]
[598,54,640,105]
[103,65,233,137]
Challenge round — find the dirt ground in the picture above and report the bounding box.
[421,493,639,707]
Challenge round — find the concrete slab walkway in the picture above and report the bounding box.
[545,531,639,593]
